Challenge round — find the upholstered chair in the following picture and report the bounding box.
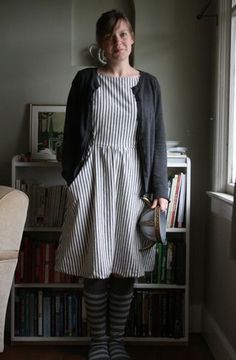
[0,186,28,352]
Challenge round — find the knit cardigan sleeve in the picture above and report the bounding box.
[152,78,168,200]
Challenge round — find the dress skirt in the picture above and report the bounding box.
[55,74,156,279]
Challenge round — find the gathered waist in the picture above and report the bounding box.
[93,142,138,150]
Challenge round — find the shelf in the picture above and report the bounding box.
[13,161,61,168]
[13,155,188,168]
[167,162,188,168]
[11,336,188,344]
[23,227,185,233]
[11,336,90,343]
[167,227,186,233]
[125,336,188,344]
[134,283,186,290]
[14,283,185,290]
[12,157,61,168]
[14,283,83,289]
[11,154,191,345]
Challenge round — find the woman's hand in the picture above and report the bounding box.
[151,197,169,212]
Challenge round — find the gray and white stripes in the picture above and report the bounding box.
[55,74,156,279]
[92,75,138,148]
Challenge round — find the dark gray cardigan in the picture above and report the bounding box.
[62,67,168,200]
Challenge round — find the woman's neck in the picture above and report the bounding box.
[98,62,139,77]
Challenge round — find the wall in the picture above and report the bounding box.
[72,0,135,66]
[134,0,214,327]
[0,0,74,184]
[0,0,213,330]
[203,198,236,359]
[202,0,236,357]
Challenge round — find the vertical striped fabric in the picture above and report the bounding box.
[55,74,156,278]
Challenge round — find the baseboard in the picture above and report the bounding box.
[202,306,236,360]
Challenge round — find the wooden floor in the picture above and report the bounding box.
[1,335,214,360]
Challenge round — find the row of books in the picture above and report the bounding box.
[14,289,184,339]
[126,290,184,338]
[139,239,186,285]
[15,180,67,227]
[15,173,186,229]
[16,235,185,285]
[15,236,78,284]
[167,172,186,228]
[15,289,86,337]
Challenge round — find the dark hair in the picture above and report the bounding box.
[96,9,134,44]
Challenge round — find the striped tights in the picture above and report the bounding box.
[84,277,134,360]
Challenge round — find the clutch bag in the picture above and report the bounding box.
[139,196,167,251]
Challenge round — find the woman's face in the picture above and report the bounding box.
[100,19,134,63]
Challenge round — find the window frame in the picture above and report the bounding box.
[213,0,234,195]
[227,3,236,194]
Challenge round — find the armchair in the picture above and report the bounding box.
[0,186,28,352]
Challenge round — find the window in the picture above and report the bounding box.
[212,0,234,196]
[228,2,236,193]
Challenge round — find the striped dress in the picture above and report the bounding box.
[55,74,156,279]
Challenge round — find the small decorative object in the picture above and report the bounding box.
[89,44,107,65]
[30,105,66,160]
[139,196,167,251]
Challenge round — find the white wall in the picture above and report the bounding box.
[0,0,74,184]
[134,0,214,314]
[0,0,214,325]
[203,198,236,358]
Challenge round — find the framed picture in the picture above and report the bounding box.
[30,104,66,160]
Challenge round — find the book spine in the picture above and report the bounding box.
[177,173,186,228]
[38,290,43,336]
[43,294,51,336]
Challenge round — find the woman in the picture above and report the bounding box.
[55,9,169,360]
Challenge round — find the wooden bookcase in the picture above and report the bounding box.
[10,154,191,344]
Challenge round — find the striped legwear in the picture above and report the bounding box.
[84,279,110,360]
[108,278,134,360]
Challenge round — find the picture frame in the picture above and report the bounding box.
[30,104,66,160]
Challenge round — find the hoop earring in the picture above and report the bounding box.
[98,49,107,65]
[89,44,107,65]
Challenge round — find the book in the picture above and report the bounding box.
[43,294,51,336]
[142,291,150,336]
[160,244,168,283]
[23,236,32,282]
[19,289,26,336]
[38,290,43,336]
[55,294,61,336]
[166,241,175,284]
[15,249,24,283]
[34,185,46,226]
[44,242,50,284]
[166,174,178,228]
[29,291,36,336]
[14,292,20,336]
[156,243,163,283]
[58,185,67,226]
[170,173,184,227]
[177,173,186,228]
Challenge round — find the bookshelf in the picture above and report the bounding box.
[10,154,191,344]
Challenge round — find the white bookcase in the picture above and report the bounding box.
[10,154,191,344]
